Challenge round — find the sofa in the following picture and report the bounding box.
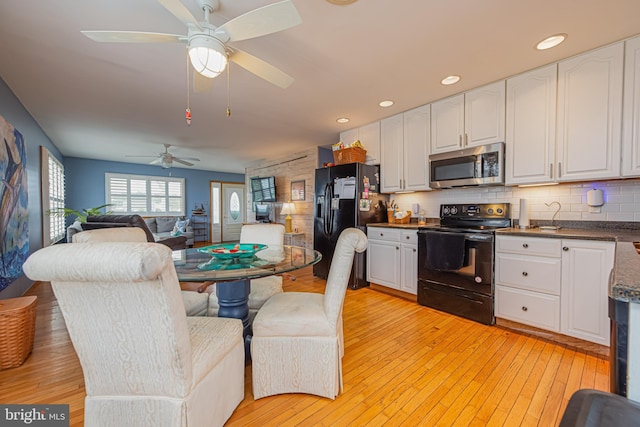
[144,216,195,247]
[74,215,189,250]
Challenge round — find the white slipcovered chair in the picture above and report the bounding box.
[72,228,209,317]
[22,242,244,427]
[251,227,368,400]
[207,223,285,319]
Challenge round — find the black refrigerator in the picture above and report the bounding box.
[313,163,389,289]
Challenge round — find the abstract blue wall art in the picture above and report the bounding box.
[0,115,29,292]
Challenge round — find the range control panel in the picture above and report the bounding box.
[440,203,510,219]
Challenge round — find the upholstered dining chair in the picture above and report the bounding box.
[207,223,285,320]
[22,242,244,427]
[72,228,209,317]
[251,227,368,400]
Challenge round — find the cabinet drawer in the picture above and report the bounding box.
[367,227,401,242]
[495,253,561,295]
[401,230,418,245]
[496,235,561,257]
[495,285,560,331]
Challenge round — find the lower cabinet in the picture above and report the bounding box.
[367,227,418,295]
[496,235,614,346]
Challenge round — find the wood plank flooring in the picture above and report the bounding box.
[0,267,609,426]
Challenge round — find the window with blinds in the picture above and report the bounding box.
[41,147,65,246]
[105,173,185,216]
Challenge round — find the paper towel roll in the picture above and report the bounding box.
[519,199,530,228]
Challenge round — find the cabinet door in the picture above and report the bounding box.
[339,128,359,146]
[380,114,404,193]
[403,105,430,191]
[359,121,381,165]
[560,239,615,346]
[400,243,418,295]
[556,43,623,182]
[465,81,505,147]
[622,36,640,176]
[367,239,401,289]
[431,94,464,154]
[505,64,557,185]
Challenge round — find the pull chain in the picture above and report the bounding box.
[185,49,192,126]
[226,58,231,117]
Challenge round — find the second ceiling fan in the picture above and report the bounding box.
[81,0,301,88]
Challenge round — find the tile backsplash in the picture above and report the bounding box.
[394,178,640,222]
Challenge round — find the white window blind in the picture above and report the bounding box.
[40,147,65,246]
[105,173,185,216]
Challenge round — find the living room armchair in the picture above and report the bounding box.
[23,242,244,427]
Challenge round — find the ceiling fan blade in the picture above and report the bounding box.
[177,156,200,161]
[173,158,194,166]
[81,31,184,43]
[125,155,160,158]
[216,0,301,42]
[157,0,203,31]
[193,70,214,93]
[229,48,294,88]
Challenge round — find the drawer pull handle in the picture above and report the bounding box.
[521,306,528,312]
[522,272,528,277]
[413,248,416,252]
[396,247,399,250]
[522,243,529,248]
[380,233,384,236]
[563,246,569,251]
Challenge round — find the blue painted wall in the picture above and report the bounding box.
[0,75,245,298]
[64,157,244,220]
[0,77,64,298]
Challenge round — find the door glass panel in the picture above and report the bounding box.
[229,191,240,221]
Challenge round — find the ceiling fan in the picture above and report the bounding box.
[81,0,301,88]
[126,144,200,169]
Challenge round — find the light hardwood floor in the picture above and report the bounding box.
[0,267,609,426]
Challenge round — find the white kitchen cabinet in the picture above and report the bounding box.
[431,81,505,154]
[561,239,615,346]
[367,227,418,295]
[556,43,623,181]
[339,121,381,165]
[380,106,430,193]
[505,64,558,185]
[496,235,614,346]
[495,235,562,331]
[622,36,640,177]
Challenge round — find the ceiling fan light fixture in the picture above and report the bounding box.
[188,35,228,78]
[161,157,172,169]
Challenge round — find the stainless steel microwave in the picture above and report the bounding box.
[429,142,504,189]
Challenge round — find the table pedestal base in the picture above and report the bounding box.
[216,279,251,362]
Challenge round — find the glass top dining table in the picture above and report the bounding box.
[172,245,322,282]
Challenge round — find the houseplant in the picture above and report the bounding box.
[47,204,112,223]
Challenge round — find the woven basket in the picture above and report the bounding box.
[387,210,412,224]
[333,147,367,165]
[0,296,37,369]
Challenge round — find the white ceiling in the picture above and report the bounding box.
[2,0,640,174]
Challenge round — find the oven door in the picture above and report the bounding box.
[417,229,494,296]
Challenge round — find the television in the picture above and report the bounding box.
[250,176,277,202]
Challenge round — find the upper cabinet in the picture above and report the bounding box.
[431,81,505,154]
[507,42,624,185]
[556,43,623,181]
[380,105,431,193]
[505,64,558,185]
[339,121,381,165]
[623,36,640,177]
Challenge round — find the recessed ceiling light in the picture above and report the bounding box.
[536,33,567,50]
[336,117,350,124]
[326,0,358,5]
[379,100,394,108]
[441,75,461,85]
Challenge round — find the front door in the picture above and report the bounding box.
[222,183,245,242]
